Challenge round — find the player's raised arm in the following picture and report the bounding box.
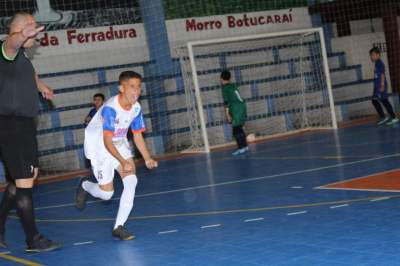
[3,15,44,59]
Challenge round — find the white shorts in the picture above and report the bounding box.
[90,139,133,185]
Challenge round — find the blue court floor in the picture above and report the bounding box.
[1,123,400,265]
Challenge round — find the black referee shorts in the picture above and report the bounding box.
[0,115,39,180]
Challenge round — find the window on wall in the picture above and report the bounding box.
[163,0,308,19]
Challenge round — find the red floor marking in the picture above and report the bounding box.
[318,169,400,192]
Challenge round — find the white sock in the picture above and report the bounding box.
[114,175,138,229]
[82,181,113,200]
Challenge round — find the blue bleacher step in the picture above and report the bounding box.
[330,65,362,86]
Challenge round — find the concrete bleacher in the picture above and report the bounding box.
[41,47,392,163]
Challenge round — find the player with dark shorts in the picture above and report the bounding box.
[221,70,249,156]
[369,47,399,126]
[0,12,61,252]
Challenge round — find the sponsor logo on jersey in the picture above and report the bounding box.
[114,128,128,137]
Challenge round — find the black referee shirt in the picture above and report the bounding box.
[0,41,39,118]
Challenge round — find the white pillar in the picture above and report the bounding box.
[34,0,61,23]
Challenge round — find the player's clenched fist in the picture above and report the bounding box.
[145,159,158,169]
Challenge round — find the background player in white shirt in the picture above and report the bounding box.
[75,71,157,240]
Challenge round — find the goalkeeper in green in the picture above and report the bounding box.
[221,70,249,156]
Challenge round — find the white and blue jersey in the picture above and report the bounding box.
[84,95,145,161]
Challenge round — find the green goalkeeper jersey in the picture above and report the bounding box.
[222,83,247,126]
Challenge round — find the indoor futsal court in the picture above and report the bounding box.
[2,0,400,265]
[2,124,400,265]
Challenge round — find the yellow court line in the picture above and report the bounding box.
[0,252,43,266]
[29,194,400,223]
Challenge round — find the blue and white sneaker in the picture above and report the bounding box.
[386,118,399,126]
[232,147,249,156]
[377,117,390,126]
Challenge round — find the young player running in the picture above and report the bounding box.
[221,70,249,156]
[75,71,157,240]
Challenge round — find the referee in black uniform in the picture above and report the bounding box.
[0,12,61,252]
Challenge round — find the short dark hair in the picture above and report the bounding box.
[369,47,381,55]
[220,70,231,81]
[8,12,32,32]
[93,93,105,101]
[119,71,142,85]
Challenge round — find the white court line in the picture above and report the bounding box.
[34,153,400,211]
[201,224,221,229]
[287,211,307,216]
[370,197,391,202]
[0,251,11,255]
[330,204,349,209]
[244,218,264,222]
[291,186,303,189]
[73,241,94,246]
[316,187,400,193]
[158,230,178,235]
